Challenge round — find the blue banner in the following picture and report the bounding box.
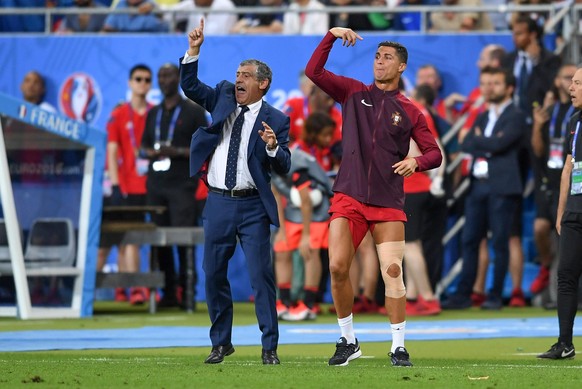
[0,34,516,133]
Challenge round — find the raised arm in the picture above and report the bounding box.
[305,28,362,104]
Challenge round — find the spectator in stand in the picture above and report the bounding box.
[442,66,528,310]
[508,0,552,31]
[102,0,169,32]
[230,0,284,34]
[273,112,335,321]
[20,71,57,113]
[55,0,108,33]
[283,0,329,35]
[482,0,508,31]
[140,63,208,310]
[162,0,237,34]
[324,0,393,31]
[529,63,577,300]
[430,0,493,32]
[392,0,439,31]
[0,0,66,33]
[98,64,153,305]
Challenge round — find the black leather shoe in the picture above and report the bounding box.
[204,344,235,364]
[262,349,280,365]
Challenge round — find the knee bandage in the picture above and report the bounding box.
[377,241,406,298]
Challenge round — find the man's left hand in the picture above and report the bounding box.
[259,121,277,150]
[393,157,418,177]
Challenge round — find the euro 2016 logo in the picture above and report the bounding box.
[59,73,102,124]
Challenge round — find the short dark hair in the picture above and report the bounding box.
[304,111,336,139]
[489,46,506,65]
[481,66,516,89]
[129,64,152,79]
[240,59,273,95]
[513,15,544,45]
[378,41,408,64]
[413,84,435,106]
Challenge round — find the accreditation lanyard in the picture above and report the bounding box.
[126,104,139,156]
[570,120,582,196]
[572,120,580,163]
[549,104,574,140]
[547,104,574,169]
[155,104,181,148]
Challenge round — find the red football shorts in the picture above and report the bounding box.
[329,192,407,249]
[273,220,329,252]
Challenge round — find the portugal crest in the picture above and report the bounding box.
[392,111,402,126]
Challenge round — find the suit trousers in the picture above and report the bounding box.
[457,180,519,298]
[557,211,582,345]
[202,191,279,351]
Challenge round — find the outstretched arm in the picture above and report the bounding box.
[187,18,205,57]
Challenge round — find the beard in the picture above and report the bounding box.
[487,94,506,104]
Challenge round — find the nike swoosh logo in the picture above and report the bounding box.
[562,349,574,358]
[361,99,373,107]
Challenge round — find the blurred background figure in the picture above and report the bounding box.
[230,0,284,34]
[103,0,169,32]
[55,0,108,33]
[20,71,57,113]
[283,0,329,35]
[162,0,237,34]
[140,63,208,310]
[97,64,153,305]
[429,0,493,32]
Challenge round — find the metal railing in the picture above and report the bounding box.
[0,3,574,35]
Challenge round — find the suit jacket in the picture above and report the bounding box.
[502,48,561,115]
[461,103,527,196]
[180,59,291,227]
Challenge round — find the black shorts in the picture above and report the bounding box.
[534,185,559,224]
[404,192,431,242]
[510,197,523,238]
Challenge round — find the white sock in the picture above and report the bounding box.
[338,314,356,344]
[390,321,406,353]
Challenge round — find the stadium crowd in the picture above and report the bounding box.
[0,0,568,35]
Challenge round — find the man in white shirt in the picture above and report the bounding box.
[283,0,329,35]
[163,0,237,34]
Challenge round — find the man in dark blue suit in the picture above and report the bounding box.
[442,66,528,310]
[180,19,291,365]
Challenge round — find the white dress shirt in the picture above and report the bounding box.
[208,101,262,190]
[472,99,512,178]
[181,53,279,190]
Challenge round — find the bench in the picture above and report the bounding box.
[99,207,205,313]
